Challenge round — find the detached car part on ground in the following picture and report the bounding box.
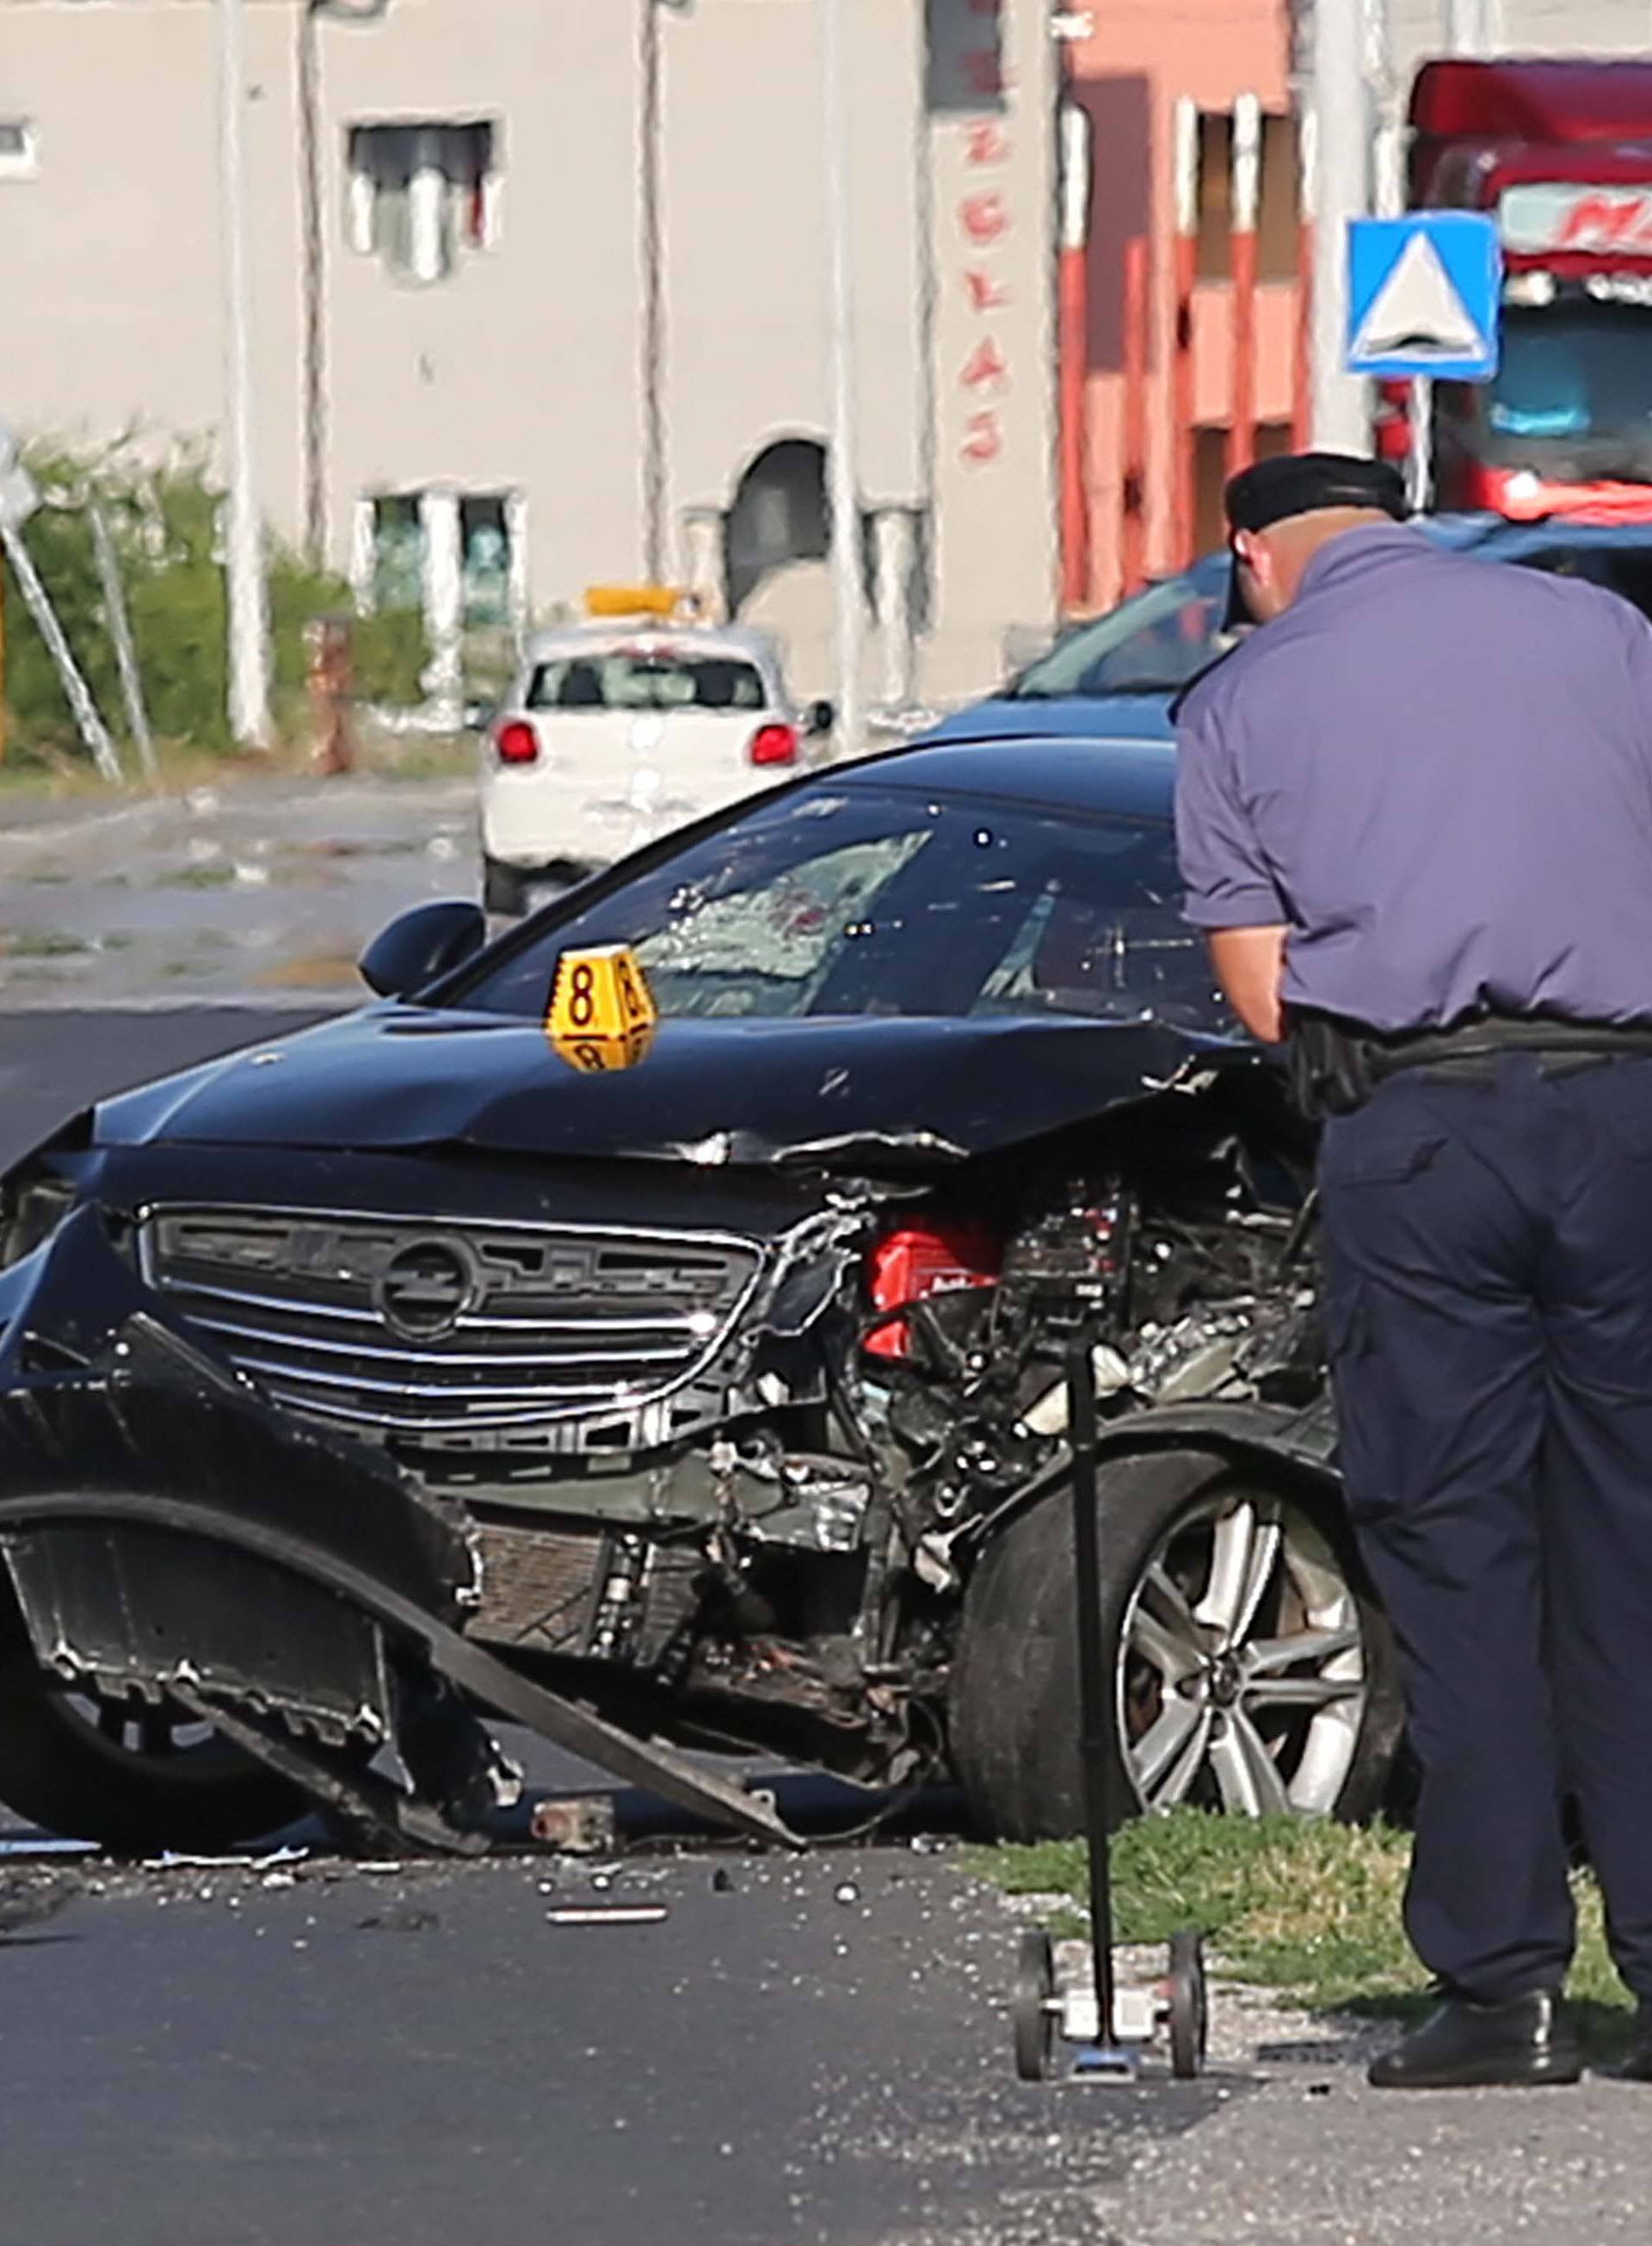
[0,738,1401,1854]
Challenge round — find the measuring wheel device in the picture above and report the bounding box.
[1006,1335,1212,2085]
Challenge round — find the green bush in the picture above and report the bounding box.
[0,443,428,767]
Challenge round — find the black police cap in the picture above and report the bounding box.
[1222,451,1409,626]
[1225,451,1408,535]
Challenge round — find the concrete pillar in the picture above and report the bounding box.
[679,506,726,620]
[506,492,531,647]
[349,497,376,614]
[421,488,464,725]
[409,133,447,286]
[871,507,920,712]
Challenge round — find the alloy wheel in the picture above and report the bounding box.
[1117,1490,1368,1817]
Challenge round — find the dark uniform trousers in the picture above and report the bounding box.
[1319,1050,1652,2004]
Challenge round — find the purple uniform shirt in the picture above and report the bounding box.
[1174,521,1652,1033]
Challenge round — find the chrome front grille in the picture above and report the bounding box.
[139,1206,764,1453]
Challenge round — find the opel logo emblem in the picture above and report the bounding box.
[373,1238,480,1342]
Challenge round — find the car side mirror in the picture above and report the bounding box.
[806,699,835,737]
[358,901,487,997]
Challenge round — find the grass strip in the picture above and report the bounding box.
[971,1810,1630,2024]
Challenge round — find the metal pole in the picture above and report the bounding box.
[1119,238,1149,595]
[1057,102,1092,612]
[1310,0,1373,452]
[1067,1335,1119,2051]
[1172,96,1199,568]
[1367,0,1405,221]
[1291,106,1316,450]
[638,0,668,584]
[1446,0,1489,51]
[1407,373,1433,513]
[820,0,863,757]
[217,0,274,749]
[297,0,328,565]
[0,524,123,783]
[89,503,158,781]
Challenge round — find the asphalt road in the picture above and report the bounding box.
[7,1006,1652,2246]
[0,1006,1234,2246]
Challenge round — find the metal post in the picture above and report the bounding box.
[1407,373,1433,514]
[89,503,157,781]
[0,523,122,783]
[1067,1334,1119,2051]
[638,0,668,585]
[1120,238,1149,595]
[296,0,328,565]
[1172,96,1199,570]
[820,0,863,757]
[1310,0,1373,452]
[1291,106,1316,450]
[1057,102,1092,613]
[217,0,274,749]
[1228,93,1261,480]
[1367,0,1405,221]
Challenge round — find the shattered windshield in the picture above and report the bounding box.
[459,785,1229,1033]
[1007,559,1230,699]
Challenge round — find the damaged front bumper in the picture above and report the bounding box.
[0,1210,804,1852]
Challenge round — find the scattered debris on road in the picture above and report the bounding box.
[529,1798,617,1854]
[546,1904,670,1928]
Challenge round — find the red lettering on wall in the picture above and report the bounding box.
[960,410,1004,466]
[959,191,1009,245]
[964,268,1010,312]
[959,336,1010,392]
[965,123,1009,167]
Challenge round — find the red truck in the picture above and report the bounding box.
[1383,59,1652,521]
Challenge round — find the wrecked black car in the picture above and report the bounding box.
[0,736,1400,1854]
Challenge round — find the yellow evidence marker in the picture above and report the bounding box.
[546,944,659,1071]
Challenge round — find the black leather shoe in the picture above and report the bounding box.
[1612,2000,1652,2081]
[1367,1990,1581,2089]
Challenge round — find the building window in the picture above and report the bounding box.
[368,493,425,611]
[346,121,497,283]
[360,491,523,629]
[1195,109,1299,284]
[0,120,39,182]
[460,497,512,629]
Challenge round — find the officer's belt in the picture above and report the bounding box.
[1288,1010,1652,1119]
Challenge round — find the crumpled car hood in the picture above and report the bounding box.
[92,1006,1249,1169]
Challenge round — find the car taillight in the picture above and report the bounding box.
[864,1219,1002,1360]
[749,722,798,767]
[495,719,539,766]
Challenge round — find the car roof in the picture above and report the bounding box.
[831,733,1176,819]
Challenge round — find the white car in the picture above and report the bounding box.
[478,614,833,915]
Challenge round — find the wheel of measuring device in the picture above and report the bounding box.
[1012,1928,1060,2082]
[1167,1927,1208,2081]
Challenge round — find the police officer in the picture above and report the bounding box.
[1176,451,1652,2091]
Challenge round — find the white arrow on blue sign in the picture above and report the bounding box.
[1345,212,1502,382]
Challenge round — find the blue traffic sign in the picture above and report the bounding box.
[1345,212,1502,381]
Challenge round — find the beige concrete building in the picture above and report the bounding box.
[0,0,1059,713]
